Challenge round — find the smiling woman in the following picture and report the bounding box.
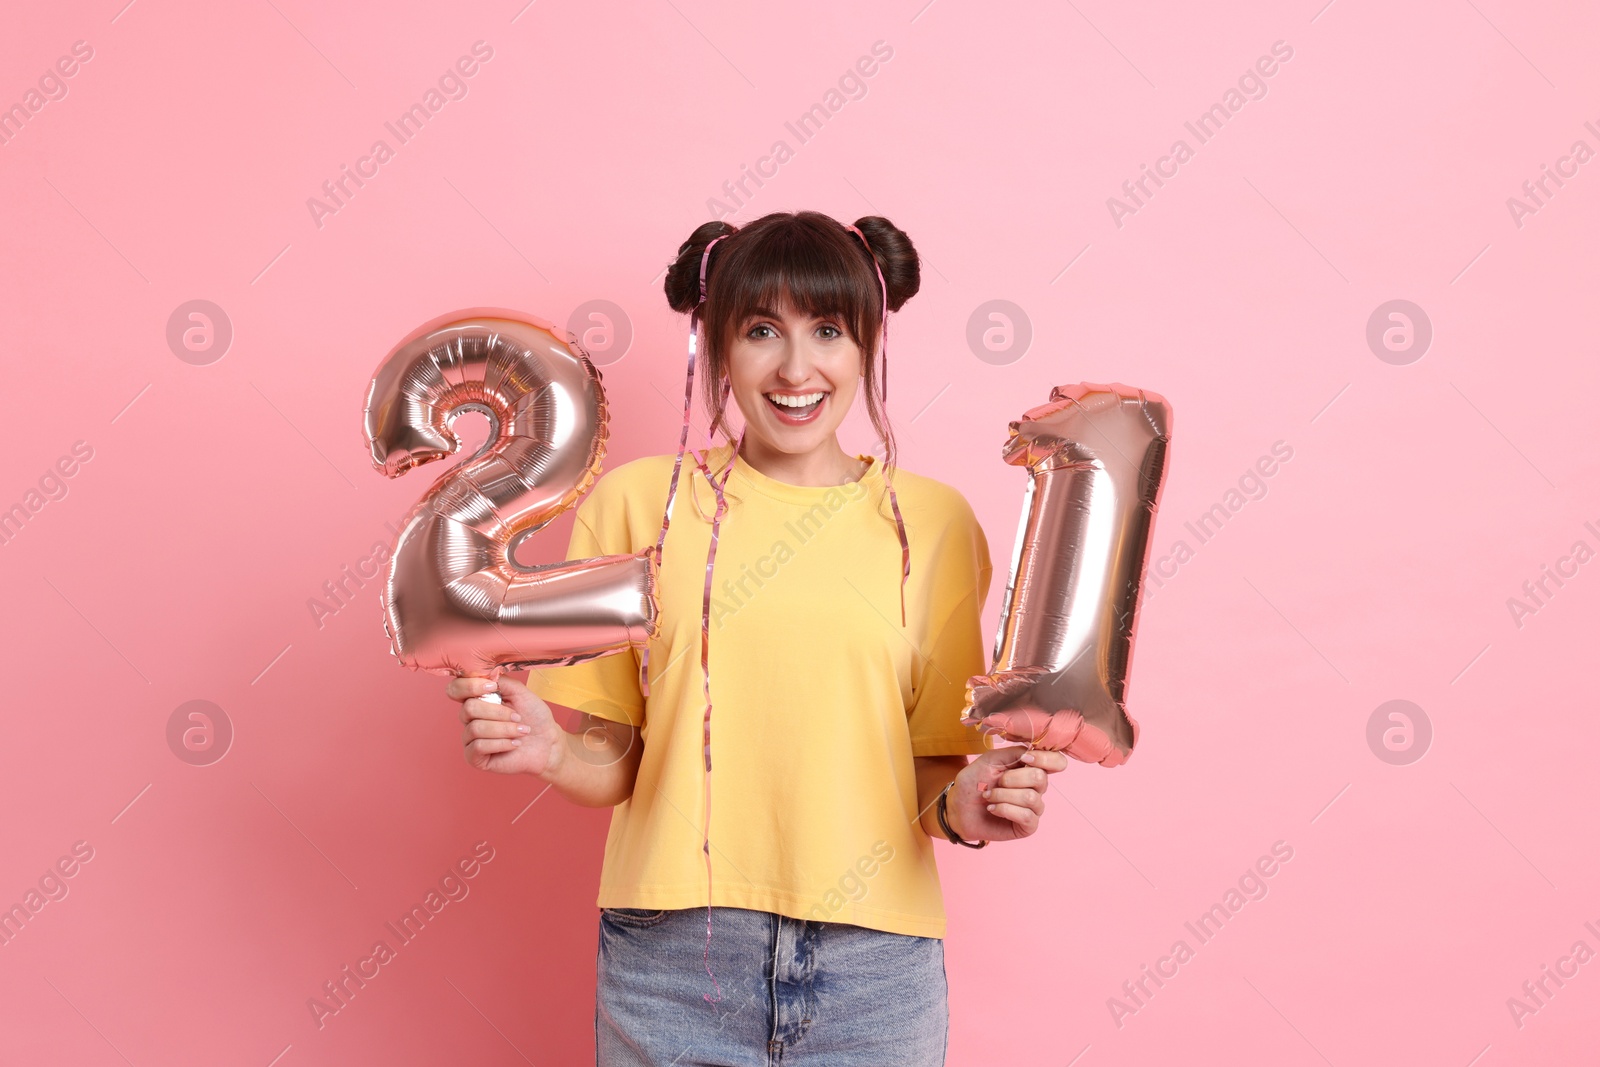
[454,211,1069,1067]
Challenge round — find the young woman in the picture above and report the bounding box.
[446,211,1069,1066]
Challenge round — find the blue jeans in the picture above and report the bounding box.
[595,905,949,1066]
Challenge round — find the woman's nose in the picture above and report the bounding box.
[776,340,822,381]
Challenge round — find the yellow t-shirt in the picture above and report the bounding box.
[523,440,994,938]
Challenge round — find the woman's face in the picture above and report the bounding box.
[724,295,863,456]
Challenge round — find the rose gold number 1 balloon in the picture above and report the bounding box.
[363,309,659,689]
[961,383,1172,766]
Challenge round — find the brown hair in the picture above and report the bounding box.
[662,211,921,488]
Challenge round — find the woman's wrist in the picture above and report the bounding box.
[915,756,969,838]
[935,782,987,847]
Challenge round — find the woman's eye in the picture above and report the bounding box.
[745,322,842,339]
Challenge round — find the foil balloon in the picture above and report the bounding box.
[363,309,659,687]
[961,383,1172,766]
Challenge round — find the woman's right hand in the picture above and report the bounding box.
[446,675,566,780]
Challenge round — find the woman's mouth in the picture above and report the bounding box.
[765,390,827,425]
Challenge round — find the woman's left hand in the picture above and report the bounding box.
[947,747,1069,842]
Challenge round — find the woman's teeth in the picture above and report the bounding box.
[766,391,826,421]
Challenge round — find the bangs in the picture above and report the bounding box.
[711,217,880,348]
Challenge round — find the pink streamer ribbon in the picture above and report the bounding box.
[637,234,733,1006]
[844,224,911,627]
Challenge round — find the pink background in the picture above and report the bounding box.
[3,0,1597,1063]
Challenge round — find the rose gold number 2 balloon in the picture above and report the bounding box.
[961,383,1172,766]
[363,309,659,691]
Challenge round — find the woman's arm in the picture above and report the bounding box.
[542,703,644,808]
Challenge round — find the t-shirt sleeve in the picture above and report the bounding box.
[520,484,648,729]
[906,495,995,758]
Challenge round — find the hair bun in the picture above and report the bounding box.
[663,221,738,314]
[851,216,920,313]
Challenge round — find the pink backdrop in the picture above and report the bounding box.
[3,1,1597,1063]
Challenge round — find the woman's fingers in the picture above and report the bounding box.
[446,676,498,703]
[1025,749,1070,773]
[466,736,519,753]
[461,713,529,748]
[463,736,520,765]
[988,765,1050,791]
[983,801,1040,834]
[981,786,1045,814]
[459,694,518,725]
[986,748,1069,776]
[979,767,1047,836]
[965,747,1067,839]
